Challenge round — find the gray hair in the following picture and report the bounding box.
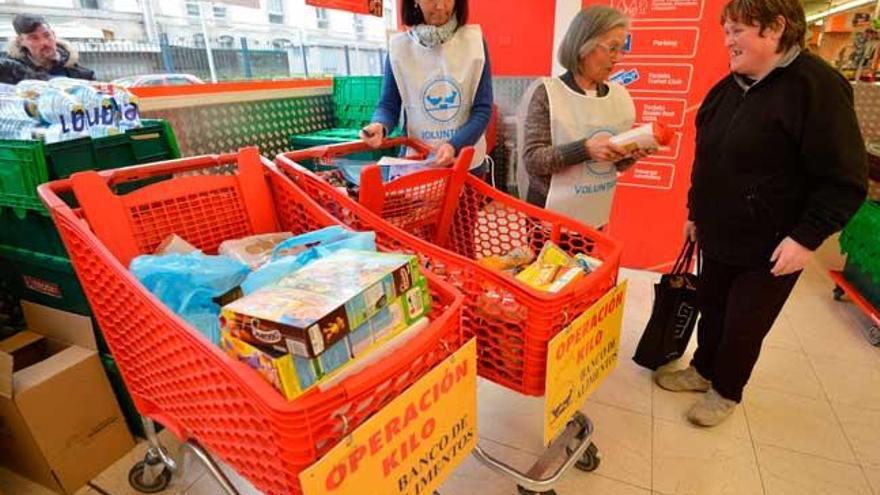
[558,6,629,75]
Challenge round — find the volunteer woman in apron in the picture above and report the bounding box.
[360,0,493,177]
[519,6,648,228]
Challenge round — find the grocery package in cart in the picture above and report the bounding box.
[276,138,623,396]
[37,147,465,495]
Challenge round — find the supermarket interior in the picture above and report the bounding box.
[0,1,879,495]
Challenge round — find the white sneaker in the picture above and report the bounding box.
[654,365,711,393]
[687,389,737,427]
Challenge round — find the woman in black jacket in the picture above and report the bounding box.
[655,0,867,426]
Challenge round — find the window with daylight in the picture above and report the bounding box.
[268,0,284,14]
[316,8,329,29]
[185,2,200,17]
[268,0,284,23]
[272,38,292,49]
[80,0,99,8]
[213,5,227,19]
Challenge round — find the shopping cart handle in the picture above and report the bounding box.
[283,137,432,162]
[97,152,242,187]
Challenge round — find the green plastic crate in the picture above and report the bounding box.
[289,128,400,168]
[844,257,880,310]
[333,76,383,106]
[841,201,880,280]
[0,119,180,211]
[333,76,383,127]
[0,204,67,257]
[0,244,90,316]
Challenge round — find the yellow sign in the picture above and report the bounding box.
[543,282,627,445]
[300,339,478,495]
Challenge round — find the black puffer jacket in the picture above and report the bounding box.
[688,51,868,267]
[0,39,95,84]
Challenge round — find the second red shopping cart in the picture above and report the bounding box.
[276,138,623,397]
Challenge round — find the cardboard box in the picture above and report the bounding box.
[0,303,135,494]
[223,250,427,357]
[220,329,317,400]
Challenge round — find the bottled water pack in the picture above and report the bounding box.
[0,78,142,142]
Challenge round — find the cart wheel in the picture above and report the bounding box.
[564,441,602,472]
[574,442,601,472]
[833,285,845,301]
[867,325,880,347]
[128,459,172,493]
[517,486,556,495]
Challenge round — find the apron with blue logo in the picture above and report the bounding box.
[544,77,635,228]
[389,25,487,169]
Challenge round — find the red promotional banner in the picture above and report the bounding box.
[583,0,729,269]
[306,0,383,17]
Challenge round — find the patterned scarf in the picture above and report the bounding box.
[408,14,459,49]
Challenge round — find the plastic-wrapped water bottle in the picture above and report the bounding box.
[0,96,39,140]
[15,79,49,100]
[49,78,119,138]
[107,84,141,130]
[35,89,90,142]
[36,88,81,124]
[51,78,113,111]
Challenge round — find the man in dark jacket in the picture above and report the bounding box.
[654,0,867,427]
[0,14,95,84]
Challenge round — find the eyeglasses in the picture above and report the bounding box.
[596,42,624,57]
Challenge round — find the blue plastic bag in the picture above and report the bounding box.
[242,226,377,294]
[130,252,250,344]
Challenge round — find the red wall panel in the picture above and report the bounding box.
[469,1,558,76]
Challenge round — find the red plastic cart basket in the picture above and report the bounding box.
[275,139,623,397]
[37,147,463,495]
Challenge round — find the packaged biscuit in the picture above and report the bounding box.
[218,232,293,270]
[222,250,428,358]
[220,330,316,400]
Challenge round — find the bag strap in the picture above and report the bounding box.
[671,239,696,274]
[696,246,703,275]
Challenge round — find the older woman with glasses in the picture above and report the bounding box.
[518,5,649,229]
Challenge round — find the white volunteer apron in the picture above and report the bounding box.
[544,77,635,227]
[389,25,487,169]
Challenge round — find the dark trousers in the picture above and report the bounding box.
[690,255,800,402]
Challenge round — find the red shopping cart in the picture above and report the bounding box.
[274,139,622,494]
[37,147,464,495]
[278,139,622,396]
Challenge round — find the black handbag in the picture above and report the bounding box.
[632,239,700,370]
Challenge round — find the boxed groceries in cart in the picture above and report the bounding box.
[219,249,432,399]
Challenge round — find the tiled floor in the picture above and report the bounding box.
[2,249,879,495]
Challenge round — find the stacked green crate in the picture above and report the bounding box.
[840,200,880,309]
[0,119,180,319]
[0,120,180,439]
[290,76,400,165]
